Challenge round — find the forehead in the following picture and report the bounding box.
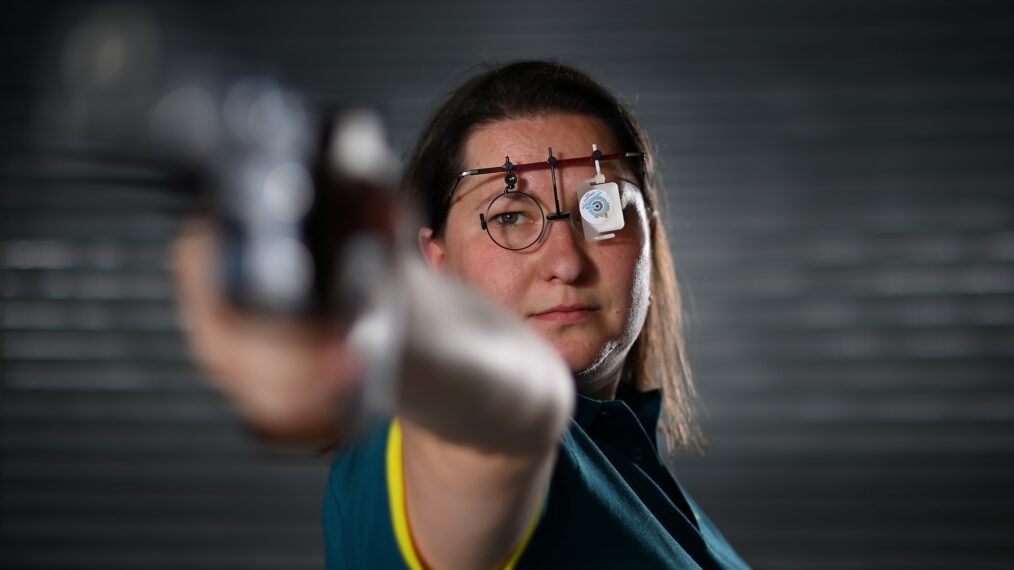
[463,113,620,166]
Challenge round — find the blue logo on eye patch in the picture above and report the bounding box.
[581,189,611,221]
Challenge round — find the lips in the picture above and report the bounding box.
[530,304,599,325]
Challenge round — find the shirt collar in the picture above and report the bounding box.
[573,382,663,437]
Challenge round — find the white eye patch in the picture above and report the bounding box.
[575,143,626,241]
[577,179,625,241]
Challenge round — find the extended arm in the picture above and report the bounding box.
[173,219,573,569]
[393,257,574,569]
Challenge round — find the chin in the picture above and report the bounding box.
[532,323,631,381]
[564,353,600,375]
[556,339,621,375]
[541,333,598,369]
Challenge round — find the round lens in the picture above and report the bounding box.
[484,192,545,250]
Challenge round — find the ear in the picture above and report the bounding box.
[417,226,448,271]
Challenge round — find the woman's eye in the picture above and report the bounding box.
[494,211,525,226]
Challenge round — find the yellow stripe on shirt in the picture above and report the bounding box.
[385,418,543,570]
[386,419,426,570]
[494,488,542,570]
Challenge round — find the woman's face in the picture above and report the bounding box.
[420,113,652,397]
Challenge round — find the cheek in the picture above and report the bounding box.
[604,246,648,305]
[628,234,653,333]
[628,242,652,320]
[445,241,531,311]
[602,227,652,327]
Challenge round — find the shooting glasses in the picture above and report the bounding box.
[448,146,646,251]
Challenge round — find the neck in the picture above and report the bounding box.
[574,358,625,401]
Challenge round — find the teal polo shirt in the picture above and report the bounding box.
[323,386,750,569]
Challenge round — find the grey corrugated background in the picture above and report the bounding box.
[2,1,1013,568]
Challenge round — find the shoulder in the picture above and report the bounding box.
[323,420,405,570]
[325,418,560,570]
[683,493,752,569]
[519,419,748,569]
[327,419,391,493]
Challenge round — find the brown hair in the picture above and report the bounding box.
[403,60,701,452]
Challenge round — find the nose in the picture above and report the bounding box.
[537,215,591,284]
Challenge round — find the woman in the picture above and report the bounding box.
[323,61,749,569]
[173,60,748,569]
